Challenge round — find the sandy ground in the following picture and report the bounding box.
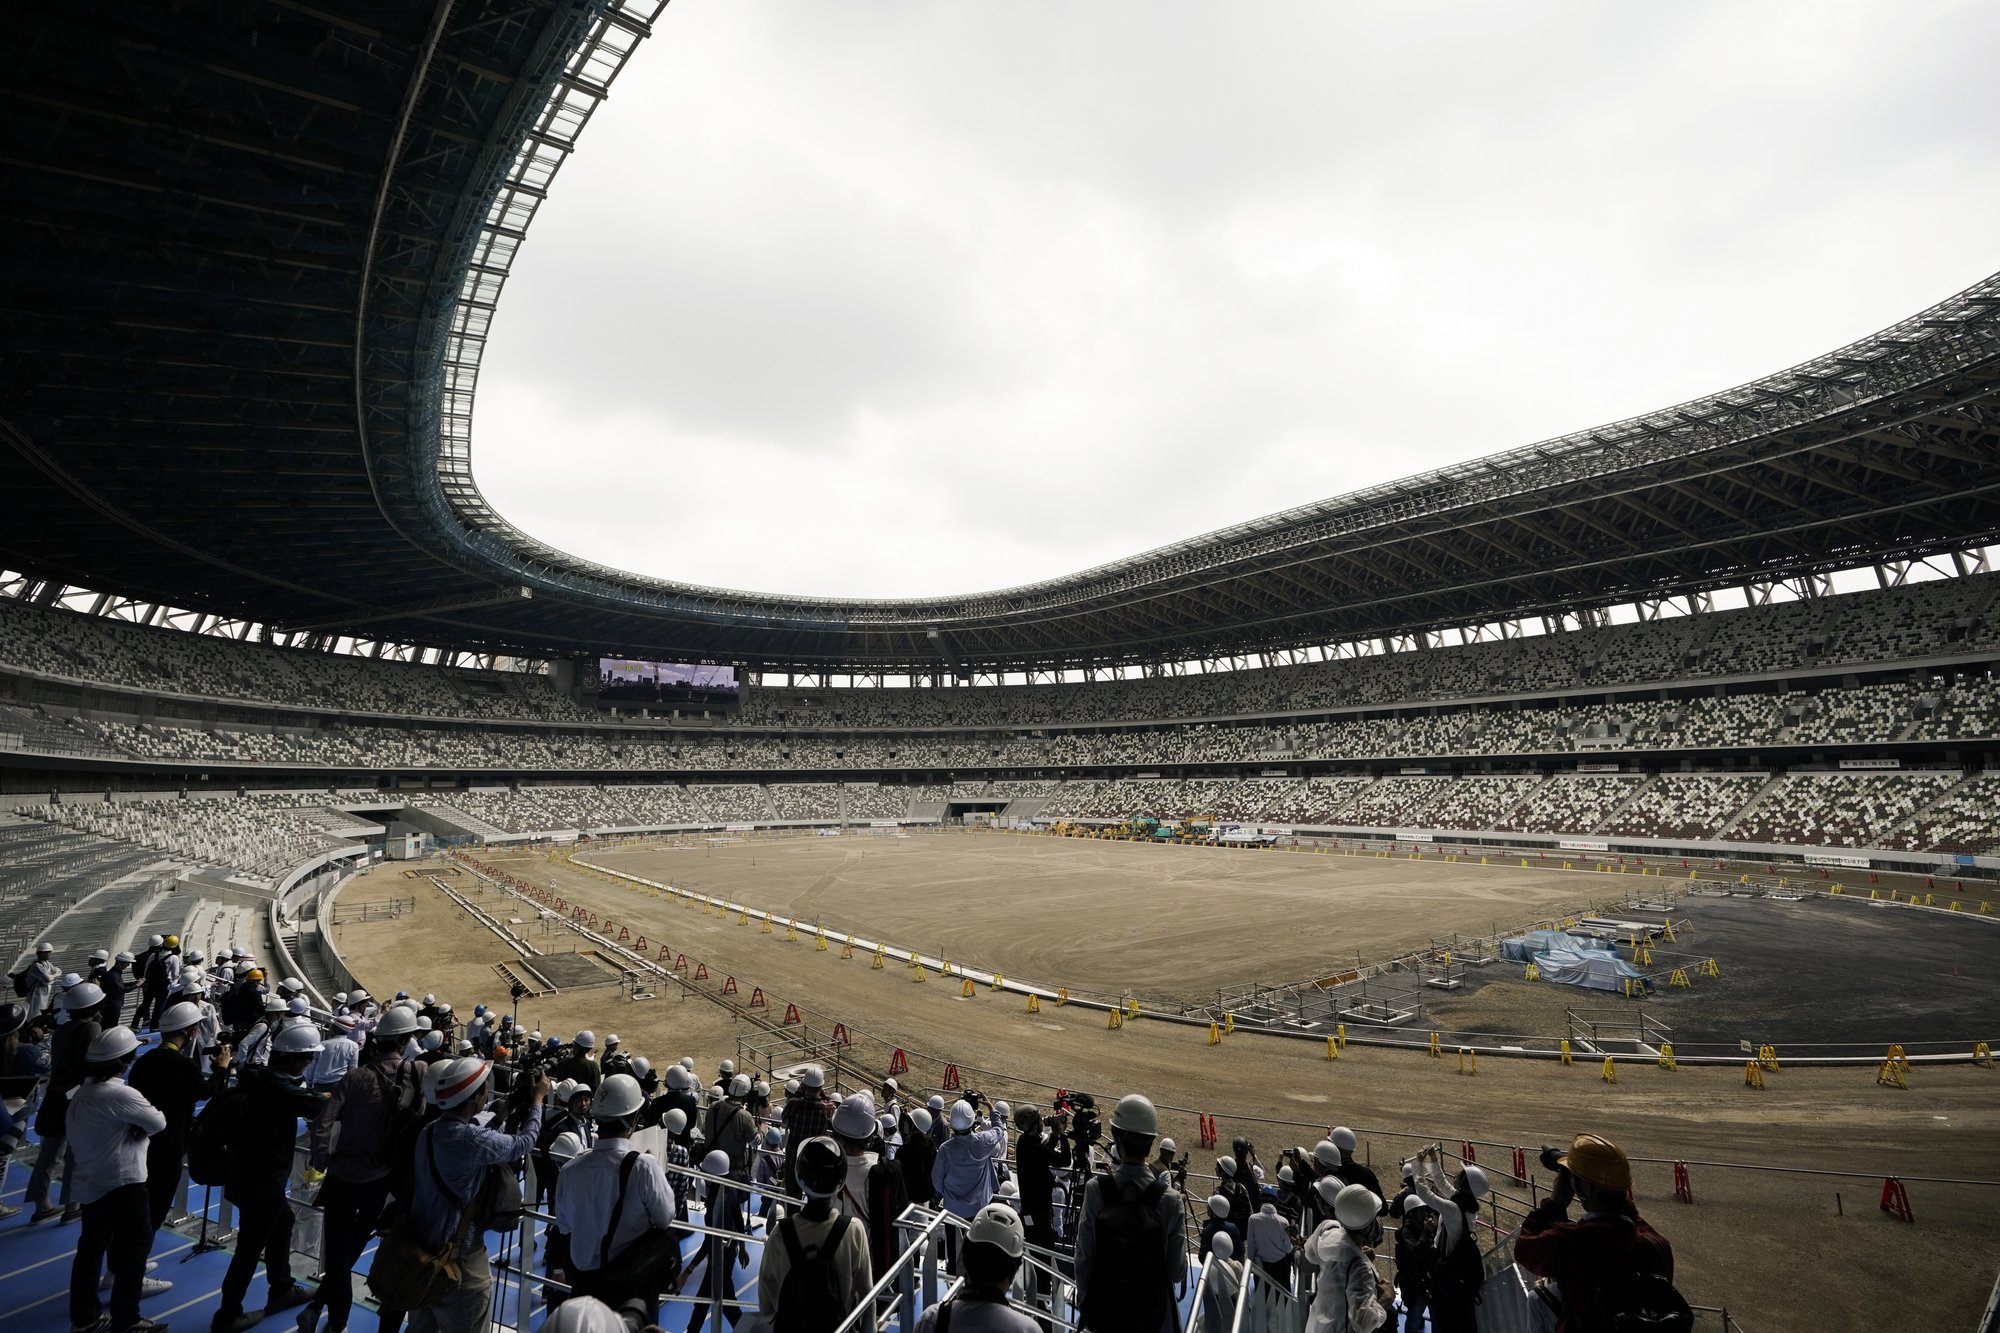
[335,837,2000,1333]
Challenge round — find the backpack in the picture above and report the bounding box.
[144,951,171,989]
[1429,1210,1484,1308]
[773,1213,853,1333]
[1081,1174,1171,1333]
[1587,1272,1694,1333]
[187,1085,250,1187]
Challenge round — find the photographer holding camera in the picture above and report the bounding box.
[1515,1134,1684,1333]
[932,1090,1007,1270]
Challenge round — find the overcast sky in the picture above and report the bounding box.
[472,1,2000,600]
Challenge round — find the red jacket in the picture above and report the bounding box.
[1514,1201,1674,1333]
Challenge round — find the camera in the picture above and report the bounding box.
[1054,1091,1100,1147]
[1166,1151,1190,1190]
[1539,1143,1566,1175]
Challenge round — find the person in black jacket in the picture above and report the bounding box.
[128,1000,231,1234]
[1328,1127,1386,1215]
[212,1022,326,1333]
[1011,1102,1071,1302]
[896,1107,937,1208]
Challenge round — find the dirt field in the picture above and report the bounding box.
[595,829,1613,1004]
[335,836,2000,1333]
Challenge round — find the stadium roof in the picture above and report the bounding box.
[5,2,2000,676]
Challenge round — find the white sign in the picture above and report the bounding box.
[1839,758,1901,770]
[1559,838,1610,852]
[1399,767,1431,776]
[1396,831,1434,843]
[870,820,899,828]
[1805,853,1871,869]
[725,822,755,833]
[1576,763,1621,774]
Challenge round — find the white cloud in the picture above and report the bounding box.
[471,0,2000,598]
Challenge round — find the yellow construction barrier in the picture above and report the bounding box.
[736,909,749,924]
[1107,1008,1124,1030]
[785,922,800,942]
[1336,1024,1348,1051]
[761,917,774,934]
[1602,1057,1618,1084]
[1744,1060,1764,1089]
[1757,1044,1779,1070]
[1125,998,1141,1019]
[1877,1056,1908,1089]
[1208,1023,1223,1046]
[1325,1035,1340,1062]
[1223,1012,1236,1034]
[1972,1041,1991,1067]
[1026,994,1040,1013]
[911,963,926,984]
[1428,1031,1442,1058]
[1458,1048,1476,1075]
[990,973,1004,992]
[961,978,976,998]
[871,948,885,971]
[1661,920,1677,942]
[1950,900,1962,912]
[1700,958,1720,978]
[1658,1043,1677,1071]
[1056,988,1069,1006]
[841,936,855,959]
[1830,884,1843,895]
[1560,1039,1573,1066]
[1525,962,1540,980]
[815,930,829,952]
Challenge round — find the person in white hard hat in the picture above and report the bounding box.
[1074,1094,1185,1333]
[649,1062,700,1147]
[1327,1127,1385,1215]
[212,1020,326,1332]
[553,1030,601,1091]
[913,1202,1039,1333]
[704,1073,760,1233]
[897,1106,936,1207]
[235,992,288,1068]
[1390,1188,1436,1333]
[308,1011,364,1094]
[403,1057,549,1333]
[129,999,231,1238]
[1410,1144,1488,1333]
[757,1136,871,1329]
[932,1095,1008,1264]
[1301,1182,1392,1333]
[1201,1231,1246,1333]
[778,1064,834,1187]
[19,941,59,1019]
[27,979,108,1223]
[697,1148,754,1327]
[301,1004,423,1333]
[129,936,166,1029]
[65,1026,171,1333]
[553,1074,677,1324]
[831,1092,910,1280]
[1246,1197,1297,1290]
[1200,1192,1241,1260]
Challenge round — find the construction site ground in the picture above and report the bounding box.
[333,833,2000,1333]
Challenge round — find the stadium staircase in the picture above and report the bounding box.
[1588,772,1661,834]
[417,802,510,841]
[1712,773,1788,839]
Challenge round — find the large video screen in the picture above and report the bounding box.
[597,659,739,705]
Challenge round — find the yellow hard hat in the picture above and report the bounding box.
[246,967,266,983]
[164,935,180,948]
[1559,1133,1632,1191]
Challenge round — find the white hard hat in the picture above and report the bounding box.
[375,1007,420,1039]
[1314,1175,1344,1206]
[754,1080,769,1098]
[593,1073,645,1120]
[263,995,287,1014]
[158,1001,204,1034]
[416,1015,432,1030]
[89,948,110,963]
[1460,1164,1491,1200]
[719,1058,735,1074]
[64,982,105,1011]
[1331,1126,1357,1153]
[949,1099,976,1132]
[663,1108,688,1135]
[434,1057,492,1110]
[1211,1231,1236,1259]
[632,1057,652,1077]
[832,1094,878,1139]
[1207,1193,1230,1219]
[1278,1165,1294,1184]
[544,1295,628,1333]
[573,1030,595,1049]
[287,997,310,1015]
[281,977,306,994]
[701,1149,732,1176]
[1159,1138,1177,1154]
[36,942,51,953]
[927,1094,945,1112]
[909,1107,933,1135]
[423,993,436,1005]
[785,1079,800,1096]
[997,1179,1019,1199]
[1313,1140,1342,1168]
[798,1064,823,1089]
[1109,1093,1159,1138]
[729,1073,751,1098]
[87,1026,142,1063]
[274,1023,325,1056]
[1335,1183,1383,1230]
[604,1033,619,1046]
[420,1030,443,1051]
[881,1076,899,1093]
[680,1056,695,1070]
[664,1065,690,1090]
[1216,1155,1237,1179]
[59,972,82,990]
[149,935,164,948]
[967,1202,1025,1258]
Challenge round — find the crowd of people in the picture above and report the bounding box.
[2,929,1689,1333]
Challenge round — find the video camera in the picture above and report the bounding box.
[1053,1091,1100,1148]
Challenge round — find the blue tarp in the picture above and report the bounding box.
[1499,929,1616,962]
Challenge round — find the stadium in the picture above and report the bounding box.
[3,5,1998,1333]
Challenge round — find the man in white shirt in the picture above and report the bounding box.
[309,1014,363,1092]
[66,1026,170,1333]
[554,1073,677,1323]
